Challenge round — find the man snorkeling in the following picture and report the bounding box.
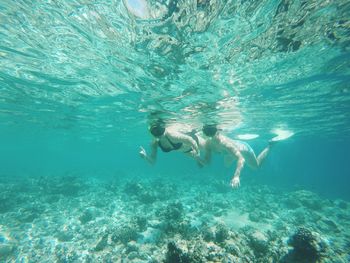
[139,120,204,166]
[201,124,282,188]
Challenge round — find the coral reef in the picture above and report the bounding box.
[165,240,206,263]
[284,227,327,262]
[0,175,349,262]
[214,223,230,243]
[111,225,138,244]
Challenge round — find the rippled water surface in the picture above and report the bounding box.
[1,0,349,140]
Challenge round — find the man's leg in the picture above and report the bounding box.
[256,145,271,167]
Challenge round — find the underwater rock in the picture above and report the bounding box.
[165,240,191,263]
[0,204,10,214]
[213,210,223,217]
[137,227,162,244]
[163,219,196,239]
[0,243,14,260]
[132,215,148,232]
[213,181,231,193]
[124,182,144,195]
[55,243,79,262]
[201,225,215,242]
[164,202,184,221]
[248,230,270,257]
[165,240,206,263]
[79,210,94,224]
[0,188,22,213]
[139,191,157,204]
[124,182,158,203]
[224,240,240,256]
[151,180,178,201]
[286,227,327,262]
[179,221,199,239]
[127,251,139,260]
[248,211,262,222]
[79,207,100,224]
[161,202,191,237]
[104,179,120,193]
[44,194,61,204]
[336,212,350,221]
[19,210,39,223]
[334,200,348,210]
[283,198,301,210]
[0,197,13,213]
[94,234,109,252]
[125,241,139,254]
[322,218,340,233]
[39,176,85,196]
[111,226,138,244]
[206,242,226,261]
[291,191,323,211]
[214,223,229,244]
[56,230,74,242]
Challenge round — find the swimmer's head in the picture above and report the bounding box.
[149,120,165,137]
[203,124,218,137]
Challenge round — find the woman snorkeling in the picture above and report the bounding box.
[139,120,204,166]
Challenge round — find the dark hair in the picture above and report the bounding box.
[149,121,165,137]
[203,124,217,137]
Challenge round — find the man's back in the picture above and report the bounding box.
[209,134,259,168]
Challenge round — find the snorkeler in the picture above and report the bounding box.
[201,124,285,188]
[139,120,204,165]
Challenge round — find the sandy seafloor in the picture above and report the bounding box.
[0,174,349,263]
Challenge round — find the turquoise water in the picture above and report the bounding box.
[1,0,350,262]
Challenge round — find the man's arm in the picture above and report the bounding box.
[217,135,245,188]
[167,131,199,155]
[227,144,245,188]
[140,140,158,164]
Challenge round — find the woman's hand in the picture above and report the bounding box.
[139,146,147,158]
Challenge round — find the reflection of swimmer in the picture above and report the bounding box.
[140,120,204,165]
[201,124,278,188]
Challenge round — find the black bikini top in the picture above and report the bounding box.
[158,136,183,152]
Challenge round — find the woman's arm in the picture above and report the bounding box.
[140,139,158,164]
[167,131,199,155]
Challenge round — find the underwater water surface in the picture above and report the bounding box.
[1,0,350,262]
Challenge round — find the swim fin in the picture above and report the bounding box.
[235,134,259,140]
[270,128,294,142]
